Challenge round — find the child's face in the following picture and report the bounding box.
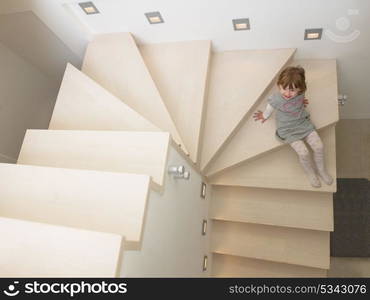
[279,84,300,100]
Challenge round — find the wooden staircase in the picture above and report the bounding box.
[0,217,123,277]
[0,32,338,277]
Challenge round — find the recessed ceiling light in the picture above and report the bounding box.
[79,2,99,15]
[307,33,320,39]
[304,28,323,40]
[232,18,250,31]
[145,11,164,24]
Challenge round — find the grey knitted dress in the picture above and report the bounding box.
[268,93,316,144]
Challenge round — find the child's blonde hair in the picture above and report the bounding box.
[277,66,306,94]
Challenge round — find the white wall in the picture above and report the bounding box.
[0,42,58,162]
[120,145,211,277]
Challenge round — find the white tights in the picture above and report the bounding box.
[290,131,333,188]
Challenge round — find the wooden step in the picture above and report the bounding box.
[18,130,170,188]
[212,253,327,278]
[0,217,123,277]
[139,41,211,163]
[0,163,149,248]
[211,185,333,231]
[200,48,296,171]
[206,59,339,176]
[49,63,159,132]
[82,32,186,151]
[211,220,330,269]
[209,125,337,192]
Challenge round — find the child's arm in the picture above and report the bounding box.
[253,103,274,123]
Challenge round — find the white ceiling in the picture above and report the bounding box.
[0,0,369,118]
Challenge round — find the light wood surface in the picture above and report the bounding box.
[211,185,333,231]
[200,48,296,170]
[82,32,186,150]
[206,59,339,176]
[49,63,159,132]
[18,130,170,187]
[209,125,337,192]
[139,41,211,163]
[211,220,330,269]
[0,217,123,277]
[212,253,327,278]
[0,163,149,247]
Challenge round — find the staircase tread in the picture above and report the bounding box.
[209,125,337,192]
[0,163,149,247]
[0,217,123,277]
[139,41,211,163]
[212,253,327,278]
[211,185,333,231]
[49,63,159,132]
[211,220,330,269]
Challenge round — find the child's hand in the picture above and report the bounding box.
[253,110,267,123]
[303,98,309,107]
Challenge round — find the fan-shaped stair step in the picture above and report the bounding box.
[139,41,211,163]
[206,59,338,176]
[49,63,159,132]
[0,163,149,248]
[200,48,296,171]
[209,125,336,192]
[82,32,185,150]
[0,217,123,277]
[211,185,333,231]
[211,220,330,269]
[18,130,169,188]
[212,253,327,278]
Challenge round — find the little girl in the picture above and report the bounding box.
[253,66,333,188]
